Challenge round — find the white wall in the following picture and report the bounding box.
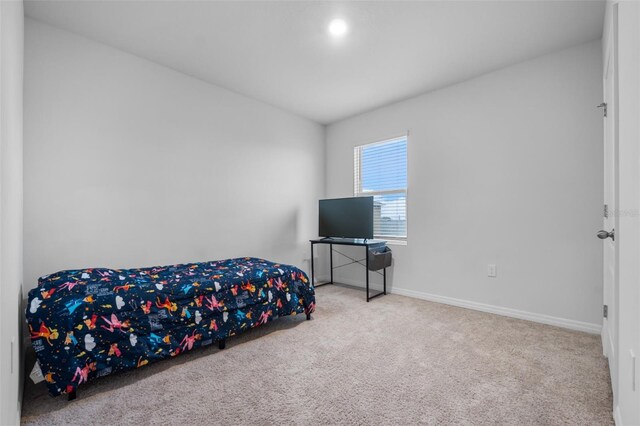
[24,19,325,293]
[326,40,603,332]
[0,1,24,425]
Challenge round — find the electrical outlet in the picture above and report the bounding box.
[487,264,497,278]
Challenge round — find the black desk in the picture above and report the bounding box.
[310,238,387,302]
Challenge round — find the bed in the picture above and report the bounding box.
[25,257,315,399]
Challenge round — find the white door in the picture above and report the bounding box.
[600,25,618,399]
[613,2,640,422]
[600,3,640,422]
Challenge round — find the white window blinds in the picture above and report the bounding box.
[354,136,407,239]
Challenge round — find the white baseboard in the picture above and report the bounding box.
[316,275,383,287]
[391,286,601,334]
[315,276,386,292]
[315,276,601,334]
[316,275,330,284]
[605,330,620,426]
[614,405,622,426]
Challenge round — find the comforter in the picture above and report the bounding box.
[25,257,315,397]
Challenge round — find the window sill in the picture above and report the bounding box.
[379,239,407,246]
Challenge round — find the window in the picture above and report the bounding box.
[354,136,407,240]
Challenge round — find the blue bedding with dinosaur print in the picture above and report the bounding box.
[25,257,315,397]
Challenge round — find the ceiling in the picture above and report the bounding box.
[25,1,605,124]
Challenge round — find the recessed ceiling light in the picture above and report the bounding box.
[328,18,348,37]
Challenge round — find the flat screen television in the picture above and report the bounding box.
[319,197,374,239]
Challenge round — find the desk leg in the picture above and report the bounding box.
[329,243,333,284]
[383,267,387,295]
[365,246,370,302]
[310,243,314,286]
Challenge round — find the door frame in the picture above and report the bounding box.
[601,14,618,398]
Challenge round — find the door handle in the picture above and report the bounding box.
[597,229,615,241]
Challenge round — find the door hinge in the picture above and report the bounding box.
[604,304,608,318]
[597,102,608,117]
[604,204,609,218]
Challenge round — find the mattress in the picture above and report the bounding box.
[25,257,315,397]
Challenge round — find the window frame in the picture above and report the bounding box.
[353,135,408,243]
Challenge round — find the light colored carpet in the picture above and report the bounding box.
[21,284,612,425]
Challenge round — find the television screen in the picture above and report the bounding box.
[319,197,374,239]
